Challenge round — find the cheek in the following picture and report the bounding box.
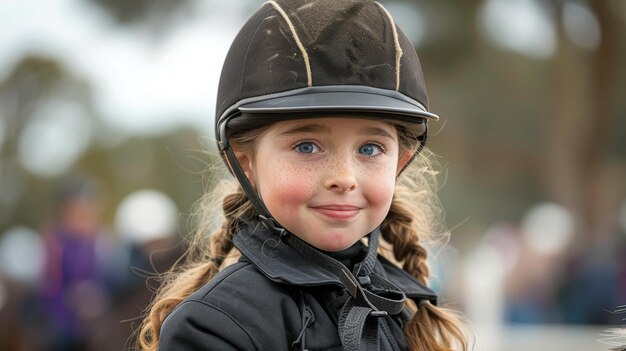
[360,163,397,206]
[257,160,313,213]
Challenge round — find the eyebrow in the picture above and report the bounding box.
[360,126,396,140]
[280,123,396,140]
[280,123,331,135]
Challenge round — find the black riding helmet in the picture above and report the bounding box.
[215,0,438,221]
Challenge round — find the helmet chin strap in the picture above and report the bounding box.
[398,122,428,175]
[222,146,285,232]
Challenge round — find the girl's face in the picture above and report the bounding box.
[236,117,412,252]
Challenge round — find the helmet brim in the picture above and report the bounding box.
[216,85,437,150]
[218,85,437,128]
[236,85,439,121]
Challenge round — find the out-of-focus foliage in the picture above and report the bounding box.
[89,0,193,26]
[0,55,214,233]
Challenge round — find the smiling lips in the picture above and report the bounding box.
[310,205,362,220]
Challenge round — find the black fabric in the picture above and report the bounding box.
[215,0,435,128]
[233,221,436,304]
[397,26,427,105]
[215,4,309,121]
[283,0,397,89]
[159,222,438,351]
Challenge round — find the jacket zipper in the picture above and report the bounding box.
[291,305,315,351]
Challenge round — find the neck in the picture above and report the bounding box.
[321,241,366,269]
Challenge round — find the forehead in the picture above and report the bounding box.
[267,117,397,135]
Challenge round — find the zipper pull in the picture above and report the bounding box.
[291,306,315,351]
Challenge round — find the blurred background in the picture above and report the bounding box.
[0,0,624,350]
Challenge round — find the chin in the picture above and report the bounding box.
[316,243,352,252]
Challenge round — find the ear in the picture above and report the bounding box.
[232,150,256,188]
[396,150,414,176]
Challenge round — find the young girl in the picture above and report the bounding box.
[138,0,470,350]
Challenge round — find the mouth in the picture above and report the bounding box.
[310,205,362,220]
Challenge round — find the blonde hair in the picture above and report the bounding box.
[136,123,471,351]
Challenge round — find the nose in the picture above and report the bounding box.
[323,156,357,193]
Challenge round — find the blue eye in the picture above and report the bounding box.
[295,142,319,154]
[358,143,382,156]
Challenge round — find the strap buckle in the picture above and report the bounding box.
[369,310,388,318]
[357,275,371,287]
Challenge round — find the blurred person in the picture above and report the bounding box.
[617,200,626,316]
[504,203,574,324]
[0,226,46,351]
[558,200,626,325]
[558,240,621,325]
[462,223,519,351]
[138,1,471,350]
[38,177,111,351]
[87,190,182,351]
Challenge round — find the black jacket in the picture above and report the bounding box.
[159,222,437,350]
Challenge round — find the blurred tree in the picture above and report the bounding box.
[0,56,95,229]
[0,55,213,237]
[75,128,213,229]
[88,0,193,32]
[544,0,624,247]
[411,0,625,245]
[421,0,548,231]
[0,57,90,153]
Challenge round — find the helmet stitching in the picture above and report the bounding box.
[375,2,403,91]
[264,1,313,87]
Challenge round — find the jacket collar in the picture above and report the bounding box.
[233,221,353,287]
[232,220,438,305]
